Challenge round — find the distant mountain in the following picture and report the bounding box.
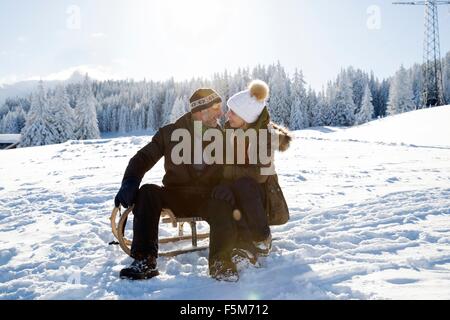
[0,71,92,104]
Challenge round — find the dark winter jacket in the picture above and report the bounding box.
[122,112,223,196]
[223,107,292,226]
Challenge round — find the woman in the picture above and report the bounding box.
[219,80,292,264]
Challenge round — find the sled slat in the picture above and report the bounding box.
[161,217,204,224]
[159,246,208,258]
[159,233,209,244]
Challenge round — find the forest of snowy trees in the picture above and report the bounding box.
[1,51,449,147]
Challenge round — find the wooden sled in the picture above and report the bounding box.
[110,206,209,257]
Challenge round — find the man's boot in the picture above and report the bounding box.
[120,256,159,280]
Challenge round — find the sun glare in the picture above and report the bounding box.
[156,0,233,48]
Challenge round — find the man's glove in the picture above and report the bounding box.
[211,184,235,207]
[114,178,140,208]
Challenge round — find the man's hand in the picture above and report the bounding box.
[211,184,235,207]
[114,178,140,208]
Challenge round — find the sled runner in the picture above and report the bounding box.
[110,206,209,257]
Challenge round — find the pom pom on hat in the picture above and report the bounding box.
[249,80,269,102]
[227,80,269,124]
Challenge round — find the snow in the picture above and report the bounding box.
[1,106,450,300]
[302,105,450,148]
[0,134,20,144]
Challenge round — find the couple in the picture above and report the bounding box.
[114,80,292,282]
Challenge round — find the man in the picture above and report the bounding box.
[114,88,238,282]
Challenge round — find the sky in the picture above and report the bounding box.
[0,0,449,90]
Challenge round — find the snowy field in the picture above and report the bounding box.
[0,106,449,300]
[0,134,20,144]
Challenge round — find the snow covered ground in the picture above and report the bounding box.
[0,134,21,144]
[0,106,449,300]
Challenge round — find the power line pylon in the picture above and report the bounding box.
[393,0,450,107]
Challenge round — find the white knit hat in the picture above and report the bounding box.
[227,80,269,124]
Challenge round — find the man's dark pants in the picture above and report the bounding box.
[131,184,237,264]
